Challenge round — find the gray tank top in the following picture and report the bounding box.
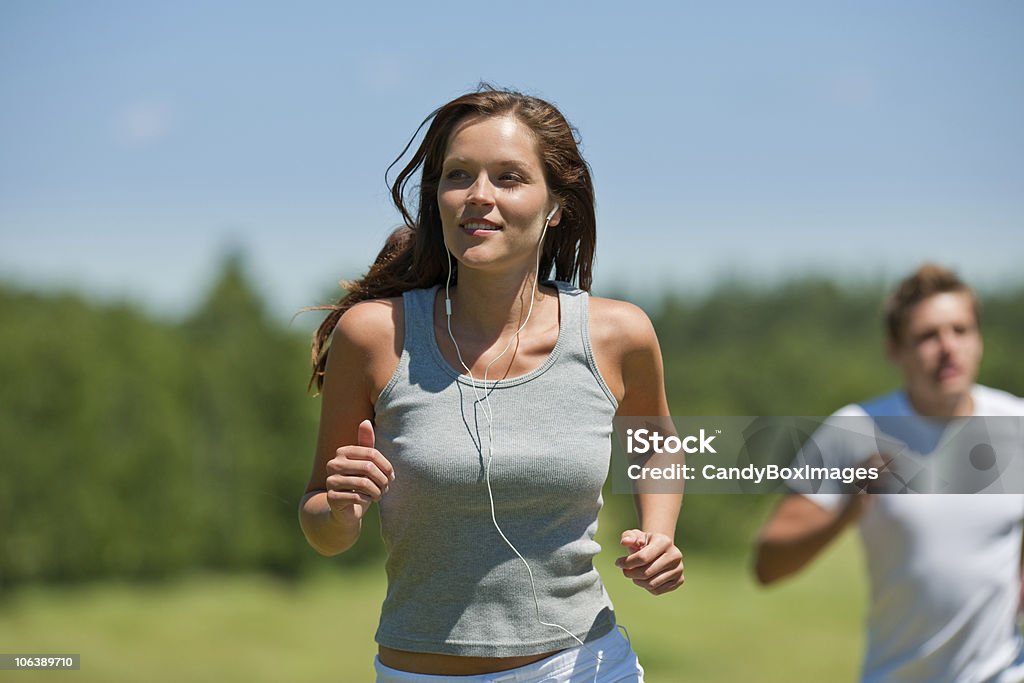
[373,281,620,657]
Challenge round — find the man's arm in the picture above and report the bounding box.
[1018,524,1024,617]
[753,493,868,585]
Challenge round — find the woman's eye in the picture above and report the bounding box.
[445,169,469,180]
[499,173,524,183]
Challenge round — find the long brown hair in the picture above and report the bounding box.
[308,85,598,392]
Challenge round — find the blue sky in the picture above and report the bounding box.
[1,1,1022,321]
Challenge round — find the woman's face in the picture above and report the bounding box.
[437,115,560,277]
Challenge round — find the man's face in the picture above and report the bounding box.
[888,292,983,407]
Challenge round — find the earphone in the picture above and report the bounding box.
[442,202,628,676]
[546,203,559,223]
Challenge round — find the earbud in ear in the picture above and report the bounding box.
[546,203,560,223]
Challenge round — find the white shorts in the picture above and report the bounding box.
[373,627,645,682]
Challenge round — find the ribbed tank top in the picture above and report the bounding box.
[372,281,620,657]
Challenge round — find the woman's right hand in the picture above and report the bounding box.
[325,419,395,521]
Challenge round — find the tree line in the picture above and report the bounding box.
[2,257,1021,587]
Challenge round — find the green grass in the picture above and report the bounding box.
[0,538,865,682]
[597,537,866,681]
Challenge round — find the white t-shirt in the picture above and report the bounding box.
[800,385,1024,683]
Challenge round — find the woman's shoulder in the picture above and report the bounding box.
[586,295,659,353]
[326,297,404,397]
[333,297,404,355]
[587,295,667,413]
[583,296,663,407]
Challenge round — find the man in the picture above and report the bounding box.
[754,264,1024,683]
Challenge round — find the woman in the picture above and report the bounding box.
[300,87,683,682]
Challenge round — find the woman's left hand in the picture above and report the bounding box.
[615,529,684,595]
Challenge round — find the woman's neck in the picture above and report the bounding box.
[445,268,548,341]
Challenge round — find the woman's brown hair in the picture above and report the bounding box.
[308,85,598,392]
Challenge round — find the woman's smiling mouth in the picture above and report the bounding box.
[461,220,502,235]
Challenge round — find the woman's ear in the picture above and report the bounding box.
[546,202,562,227]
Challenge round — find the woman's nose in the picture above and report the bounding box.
[466,174,495,205]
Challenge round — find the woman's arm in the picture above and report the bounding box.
[299,299,401,556]
[590,299,684,595]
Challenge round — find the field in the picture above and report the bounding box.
[0,535,866,682]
